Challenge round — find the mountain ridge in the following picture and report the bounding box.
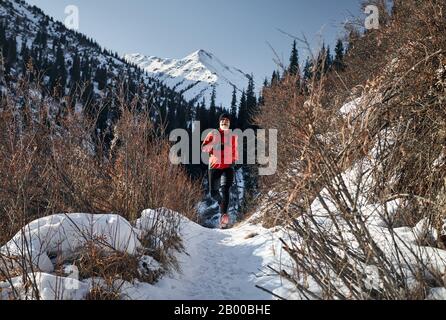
[125,49,251,108]
[0,0,195,133]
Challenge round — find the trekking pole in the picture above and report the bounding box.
[234,166,242,220]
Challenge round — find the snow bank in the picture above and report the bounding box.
[428,287,446,300]
[0,210,172,300]
[288,160,446,298]
[0,272,89,300]
[135,208,184,249]
[135,208,183,233]
[1,213,142,273]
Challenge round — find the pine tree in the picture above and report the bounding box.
[288,41,302,92]
[60,34,67,46]
[333,39,345,71]
[6,37,17,69]
[271,70,280,85]
[209,86,217,127]
[70,53,81,88]
[50,45,67,97]
[197,98,209,131]
[33,28,47,69]
[81,56,91,82]
[230,86,238,125]
[314,44,330,79]
[166,103,176,133]
[176,103,187,130]
[288,40,299,76]
[58,46,67,85]
[0,23,6,49]
[238,90,247,130]
[257,78,269,106]
[96,101,110,144]
[95,67,107,90]
[158,99,168,129]
[20,39,31,73]
[245,74,257,128]
[35,28,48,49]
[324,45,333,73]
[303,58,312,80]
[194,101,201,121]
[82,81,95,115]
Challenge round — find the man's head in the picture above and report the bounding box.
[219,113,231,131]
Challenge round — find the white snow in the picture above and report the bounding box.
[126,213,297,300]
[339,96,362,115]
[1,199,445,300]
[1,213,141,273]
[296,161,446,297]
[0,272,89,300]
[125,50,250,108]
[428,287,446,300]
[0,209,297,300]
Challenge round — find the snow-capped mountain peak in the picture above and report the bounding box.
[185,49,212,61]
[125,50,250,108]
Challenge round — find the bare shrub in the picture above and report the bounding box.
[0,69,202,299]
[257,0,446,299]
[109,99,201,223]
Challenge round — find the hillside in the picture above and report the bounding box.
[255,0,446,299]
[125,49,250,108]
[0,0,194,135]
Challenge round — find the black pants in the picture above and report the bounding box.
[209,167,234,214]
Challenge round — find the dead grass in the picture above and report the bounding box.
[85,285,121,300]
[73,242,139,282]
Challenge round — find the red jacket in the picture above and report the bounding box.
[202,129,239,169]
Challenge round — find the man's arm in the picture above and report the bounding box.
[231,135,240,170]
[232,135,239,163]
[201,132,214,153]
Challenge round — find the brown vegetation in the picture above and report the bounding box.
[0,71,202,299]
[256,0,446,299]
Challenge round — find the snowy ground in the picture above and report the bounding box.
[134,213,296,300]
[2,180,446,299]
[0,209,295,300]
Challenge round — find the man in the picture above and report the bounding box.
[201,113,239,228]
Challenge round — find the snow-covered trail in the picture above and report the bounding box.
[139,216,290,300]
[0,210,296,300]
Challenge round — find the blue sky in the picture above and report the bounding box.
[26,0,362,87]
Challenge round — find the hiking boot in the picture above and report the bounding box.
[220,213,229,228]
